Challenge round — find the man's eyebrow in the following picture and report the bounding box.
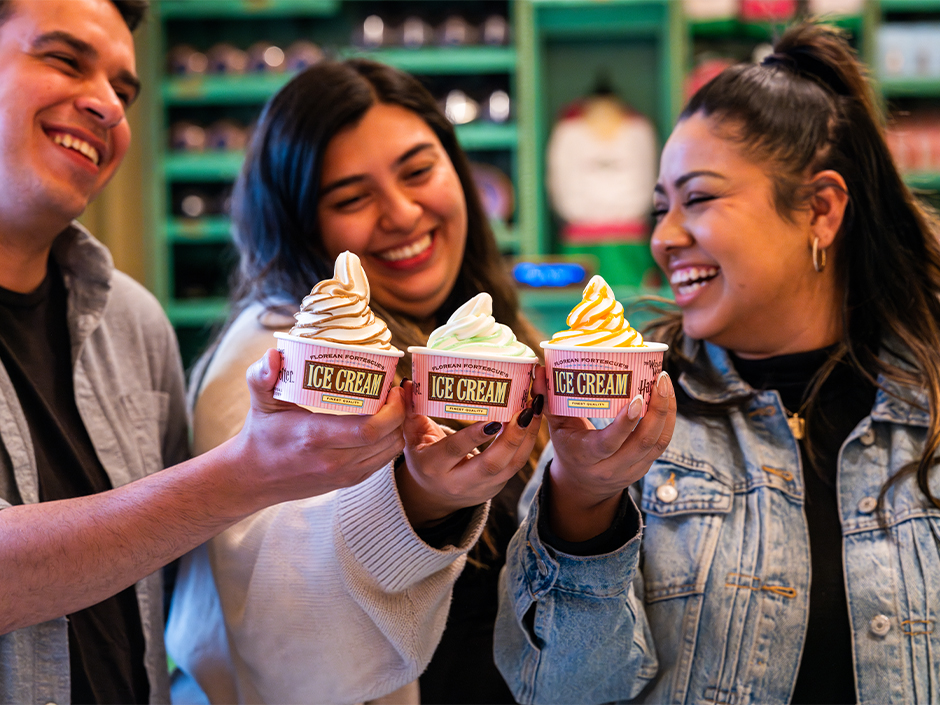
[654,170,726,194]
[320,143,436,197]
[33,30,141,102]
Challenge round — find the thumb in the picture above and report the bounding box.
[246,348,295,414]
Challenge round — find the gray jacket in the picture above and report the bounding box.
[0,224,188,704]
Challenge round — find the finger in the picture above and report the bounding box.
[350,429,407,473]
[610,372,675,464]
[246,349,297,414]
[472,398,543,479]
[589,394,645,458]
[532,365,547,399]
[414,419,504,465]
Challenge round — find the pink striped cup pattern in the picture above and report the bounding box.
[273,332,403,415]
[540,341,668,418]
[408,347,537,422]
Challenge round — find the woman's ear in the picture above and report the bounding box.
[808,169,849,249]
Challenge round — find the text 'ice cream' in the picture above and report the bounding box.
[427,293,536,358]
[549,275,644,347]
[290,251,396,351]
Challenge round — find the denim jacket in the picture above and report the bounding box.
[0,225,189,704]
[496,341,940,705]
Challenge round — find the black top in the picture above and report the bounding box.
[0,261,149,705]
[732,347,876,705]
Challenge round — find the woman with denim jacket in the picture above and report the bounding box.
[496,22,940,705]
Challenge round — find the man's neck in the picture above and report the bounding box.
[0,231,58,294]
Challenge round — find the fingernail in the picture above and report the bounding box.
[657,371,671,397]
[262,353,271,376]
[400,377,410,387]
[517,407,534,428]
[532,394,544,416]
[484,421,502,435]
[627,394,643,420]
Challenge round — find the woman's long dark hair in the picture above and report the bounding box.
[649,23,940,513]
[215,58,541,374]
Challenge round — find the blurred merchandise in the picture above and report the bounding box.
[885,112,940,173]
[546,90,658,244]
[739,0,797,22]
[206,42,248,74]
[443,89,479,125]
[481,15,510,46]
[284,40,325,72]
[878,24,940,79]
[682,0,738,20]
[354,14,390,48]
[247,41,285,73]
[205,119,249,151]
[685,56,735,100]
[168,44,208,75]
[470,163,514,222]
[176,190,211,219]
[483,90,511,123]
[807,0,863,14]
[170,121,207,152]
[438,15,477,47]
[401,16,434,49]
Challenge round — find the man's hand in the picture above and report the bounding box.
[230,349,407,511]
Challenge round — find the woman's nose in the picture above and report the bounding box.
[378,188,422,233]
[650,209,692,256]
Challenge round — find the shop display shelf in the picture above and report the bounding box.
[167,217,232,243]
[166,298,230,327]
[158,0,339,19]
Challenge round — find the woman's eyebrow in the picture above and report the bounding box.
[654,170,726,195]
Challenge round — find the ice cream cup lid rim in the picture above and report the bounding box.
[540,340,669,353]
[408,345,538,363]
[274,331,404,357]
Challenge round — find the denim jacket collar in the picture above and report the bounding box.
[678,338,929,428]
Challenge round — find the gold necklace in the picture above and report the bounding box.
[786,410,806,440]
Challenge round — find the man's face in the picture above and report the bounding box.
[0,0,138,233]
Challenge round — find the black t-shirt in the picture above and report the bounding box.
[0,261,149,705]
[732,347,876,705]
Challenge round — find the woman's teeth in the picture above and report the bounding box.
[671,266,719,294]
[378,233,432,262]
[52,134,100,166]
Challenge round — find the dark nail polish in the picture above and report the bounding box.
[399,377,410,387]
[483,421,502,435]
[517,407,534,428]
[532,394,544,416]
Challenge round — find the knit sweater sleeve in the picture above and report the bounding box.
[170,305,486,703]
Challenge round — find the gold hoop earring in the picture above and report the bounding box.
[812,237,827,273]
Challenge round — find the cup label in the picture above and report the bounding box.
[302,361,385,399]
[427,371,510,407]
[552,369,632,398]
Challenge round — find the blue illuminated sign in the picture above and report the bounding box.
[512,261,587,288]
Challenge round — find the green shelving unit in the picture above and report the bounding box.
[149,1,525,352]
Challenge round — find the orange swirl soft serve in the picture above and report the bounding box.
[549,275,644,347]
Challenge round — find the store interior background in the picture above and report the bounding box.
[82,0,940,369]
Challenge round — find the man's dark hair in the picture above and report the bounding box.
[0,0,148,31]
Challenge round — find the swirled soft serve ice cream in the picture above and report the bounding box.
[426,293,535,357]
[273,251,403,414]
[409,293,537,422]
[289,251,395,350]
[541,275,667,418]
[549,275,644,347]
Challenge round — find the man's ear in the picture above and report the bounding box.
[808,169,849,250]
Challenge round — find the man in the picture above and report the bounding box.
[0,0,406,702]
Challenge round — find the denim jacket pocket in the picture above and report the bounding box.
[641,455,732,604]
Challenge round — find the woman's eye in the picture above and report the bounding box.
[404,164,433,180]
[651,204,668,220]
[685,194,716,207]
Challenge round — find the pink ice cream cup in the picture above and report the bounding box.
[273,332,403,415]
[408,347,537,423]
[540,341,668,418]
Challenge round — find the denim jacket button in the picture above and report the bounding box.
[656,483,678,503]
[869,614,891,637]
[859,428,876,446]
[857,496,878,514]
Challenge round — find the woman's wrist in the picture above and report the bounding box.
[547,458,625,542]
[394,456,459,530]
